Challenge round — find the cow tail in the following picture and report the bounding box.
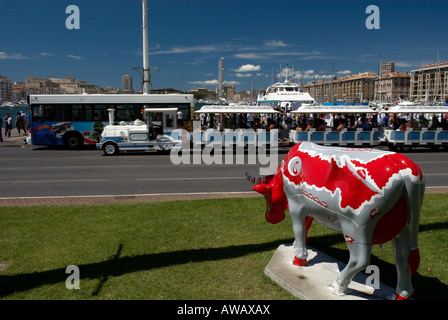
[405,163,425,275]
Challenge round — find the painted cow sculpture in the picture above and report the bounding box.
[248,142,425,299]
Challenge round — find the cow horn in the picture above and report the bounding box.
[245,172,273,185]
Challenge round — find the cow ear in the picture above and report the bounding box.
[253,184,271,195]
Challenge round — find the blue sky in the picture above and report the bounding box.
[1,0,447,92]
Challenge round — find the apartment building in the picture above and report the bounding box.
[122,74,133,92]
[0,75,13,102]
[303,72,376,102]
[410,62,448,102]
[380,61,395,75]
[376,72,411,102]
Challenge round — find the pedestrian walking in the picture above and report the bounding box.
[3,113,12,137]
[15,111,26,135]
[0,116,3,142]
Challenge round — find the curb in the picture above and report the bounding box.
[1,186,445,207]
[0,191,260,207]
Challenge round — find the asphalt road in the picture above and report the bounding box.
[1,144,448,199]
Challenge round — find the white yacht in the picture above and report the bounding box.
[257,81,316,110]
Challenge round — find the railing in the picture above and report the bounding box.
[289,128,379,146]
[383,128,448,147]
[189,130,274,146]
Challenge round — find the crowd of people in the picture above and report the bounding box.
[196,106,381,133]
[379,113,448,131]
[0,111,28,142]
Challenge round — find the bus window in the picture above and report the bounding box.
[85,105,94,121]
[166,113,174,129]
[71,105,83,121]
[32,105,57,122]
[116,105,135,121]
[94,105,108,121]
[45,106,56,121]
[146,112,163,122]
[32,106,43,122]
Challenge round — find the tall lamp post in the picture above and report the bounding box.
[133,0,159,94]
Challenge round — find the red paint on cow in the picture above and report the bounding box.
[372,197,407,245]
[393,292,411,300]
[408,248,420,275]
[253,167,288,224]
[293,256,308,266]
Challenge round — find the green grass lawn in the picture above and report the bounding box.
[0,194,447,300]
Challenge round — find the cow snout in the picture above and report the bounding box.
[265,210,271,222]
[265,210,285,224]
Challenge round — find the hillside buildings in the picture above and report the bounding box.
[24,77,101,94]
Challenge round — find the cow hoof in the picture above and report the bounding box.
[293,256,308,266]
[388,292,411,300]
[329,281,349,295]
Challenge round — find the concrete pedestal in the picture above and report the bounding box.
[265,244,396,300]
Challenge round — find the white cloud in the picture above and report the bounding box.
[151,45,224,55]
[235,64,261,72]
[267,50,323,57]
[188,79,219,85]
[264,40,288,47]
[188,79,240,86]
[224,80,240,85]
[308,74,334,81]
[234,53,266,59]
[300,55,327,61]
[337,70,351,75]
[234,73,253,78]
[0,52,30,60]
[394,61,428,69]
[67,55,83,60]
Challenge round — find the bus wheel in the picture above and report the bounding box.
[400,145,412,152]
[388,144,397,151]
[64,132,83,149]
[103,142,119,156]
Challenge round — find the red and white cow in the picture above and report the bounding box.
[248,142,425,299]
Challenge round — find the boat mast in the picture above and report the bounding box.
[330,62,334,103]
[438,49,444,103]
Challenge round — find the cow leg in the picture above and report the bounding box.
[391,227,414,299]
[330,242,372,295]
[390,177,423,300]
[288,195,310,266]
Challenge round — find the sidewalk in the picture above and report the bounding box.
[0,128,29,147]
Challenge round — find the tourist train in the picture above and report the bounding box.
[193,100,448,152]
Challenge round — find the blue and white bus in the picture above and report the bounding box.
[28,93,195,148]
